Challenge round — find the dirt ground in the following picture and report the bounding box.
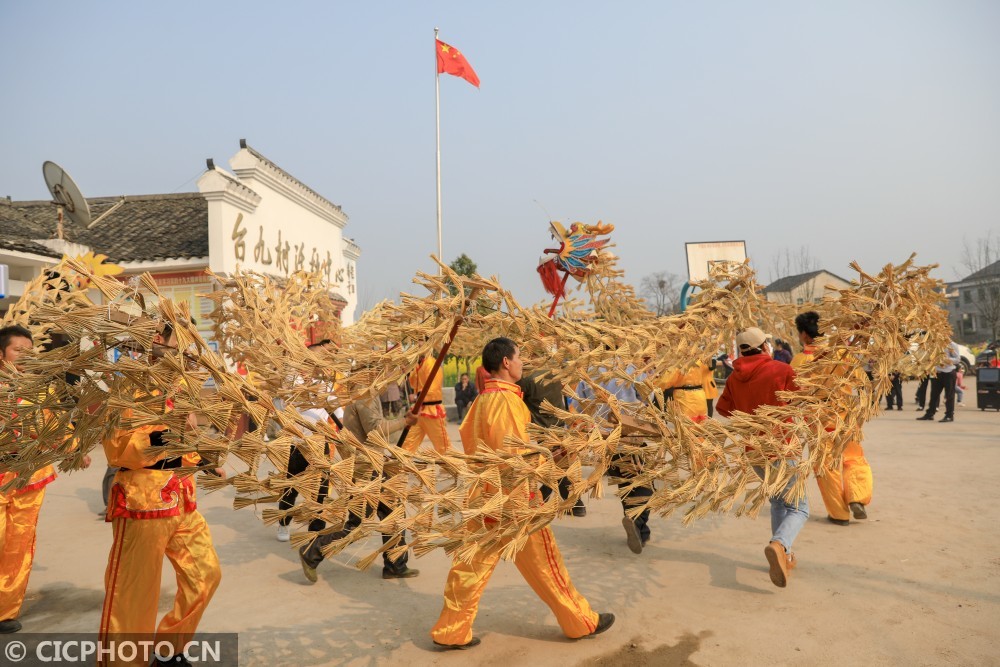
[20,380,1000,666]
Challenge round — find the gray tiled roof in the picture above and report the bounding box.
[960,259,1000,283]
[0,194,208,263]
[0,238,62,258]
[764,269,849,293]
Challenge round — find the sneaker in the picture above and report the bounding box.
[433,636,481,650]
[590,612,615,636]
[572,503,587,518]
[764,541,789,588]
[276,524,290,542]
[786,552,797,571]
[0,619,21,633]
[382,567,420,579]
[299,549,317,583]
[827,516,851,526]
[622,516,643,554]
[849,502,867,520]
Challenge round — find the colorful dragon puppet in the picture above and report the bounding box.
[537,220,614,316]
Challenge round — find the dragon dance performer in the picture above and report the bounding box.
[655,363,709,421]
[716,327,803,588]
[701,359,719,418]
[792,311,873,526]
[576,360,652,555]
[276,338,343,543]
[401,355,453,454]
[430,338,614,649]
[298,396,420,582]
[0,325,90,634]
[517,367,586,517]
[99,322,223,667]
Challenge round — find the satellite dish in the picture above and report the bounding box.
[43,161,92,227]
[41,161,126,232]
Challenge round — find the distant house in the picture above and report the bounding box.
[764,270,852,306]
[947,259,1000,344]
[0,141,361,335]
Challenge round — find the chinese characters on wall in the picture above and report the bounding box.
[232,215,355,295]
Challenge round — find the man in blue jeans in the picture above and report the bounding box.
[716,327,805,588]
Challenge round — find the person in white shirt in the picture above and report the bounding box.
[916,341,960,423]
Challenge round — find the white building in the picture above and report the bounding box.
[1,140,360,332]
[764,269,852,306]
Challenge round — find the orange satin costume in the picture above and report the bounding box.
[430,379,598,645]
[98,405,221,666]
[791,345,873,521]
[0,396,63,622]
[402,357,453,454]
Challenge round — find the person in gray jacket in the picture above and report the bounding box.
[298,397,419,582]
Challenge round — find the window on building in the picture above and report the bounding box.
[813,297,822,304]
[963,290,972,304]
[962,313,977,335]
[796,298,804,305]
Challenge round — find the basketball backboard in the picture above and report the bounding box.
[685,241,747,283]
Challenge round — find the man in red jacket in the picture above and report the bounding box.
[716,327,804,589]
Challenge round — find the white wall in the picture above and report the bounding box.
[199,147,360,323]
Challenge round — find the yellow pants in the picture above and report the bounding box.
[431,525,598,644]
[0,486,46,620]
[99,509,221,666]
[815,440,873,521]
[401,415,453,454]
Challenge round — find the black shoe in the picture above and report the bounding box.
[300,549,318,584]
[433,636,481,650]
[383,567,420,579]
[849,502,867,520]
[939,416,953,422]
[590,612,615,636]
[0,619,21,633]
[572,504,587,518]
[153,655,193,667]
[916,415,934,421]
[622,517,643,554]
[827,516,850,526]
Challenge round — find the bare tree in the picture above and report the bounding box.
[959,231,1000,341]
[640,271,683,316]
[764,246,822,305]
[768,246,820,283]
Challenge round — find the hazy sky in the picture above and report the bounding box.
[2,1,998,309]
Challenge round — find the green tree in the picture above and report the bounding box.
[449,253,477,278]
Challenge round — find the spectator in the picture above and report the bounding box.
[772,339,793,364]
[453,372,478,421]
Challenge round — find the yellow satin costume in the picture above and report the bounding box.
[98,403,221,666]
[655,365,709,420]
[430,379,599,645]
[0,396,63,622]
[791,346,873,521]
[402,357,453,454]
[0,466,55,621]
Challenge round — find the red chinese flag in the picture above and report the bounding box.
[436,39,480,88]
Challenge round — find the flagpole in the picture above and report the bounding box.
[434,26,443,266]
